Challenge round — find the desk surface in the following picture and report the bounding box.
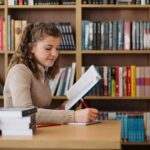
[0,120,121,150]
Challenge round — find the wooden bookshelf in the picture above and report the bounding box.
[82,50,150,54]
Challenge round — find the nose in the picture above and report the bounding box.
[50,48,58,56]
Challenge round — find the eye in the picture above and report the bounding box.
[45,47,52,51]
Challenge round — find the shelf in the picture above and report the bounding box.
[7,51,76,55]
[60,51,76,54]
[81,50,150,54]
[84,96,150,100]
[82,4,150,9]
[51,96,150,100]
[122,141,150,145]
[8,5,76,9]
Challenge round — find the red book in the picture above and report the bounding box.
[19,0,23,5]
[124,21,131,50]
[115,66,119,96]
[123,66,127,96]
[127,66,131,96]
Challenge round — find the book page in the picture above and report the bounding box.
[67,120,102,126]
[65,65,101,110]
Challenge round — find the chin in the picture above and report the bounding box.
[45,63,54,67]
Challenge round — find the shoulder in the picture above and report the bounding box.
[8,64,33,78]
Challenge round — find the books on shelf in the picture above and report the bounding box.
[79,65,150,97]
[99,111,145,142]
[82,0,150,4]
[65,65,101,110]
[49,62,76,96]
[82,20,150,51]
[7,17,75,51]
[8,0,76,6]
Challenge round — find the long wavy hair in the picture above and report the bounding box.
[9,22,61,79]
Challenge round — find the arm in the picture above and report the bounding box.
[6,65,75,124]
[6,65,99,124]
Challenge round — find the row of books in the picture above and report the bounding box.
[7,16,75,51]
[99,111,145,142]
[0,106,37,136]
[49,62,76,96]
[57,22,76,50]
[8,0,76,5]
[83,66,150,97]
[82,0,150,4]
[82,20,150,50]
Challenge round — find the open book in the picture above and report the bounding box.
[65,65,101,110]
[67,120,101,126]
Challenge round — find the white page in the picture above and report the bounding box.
[65,65,101,110]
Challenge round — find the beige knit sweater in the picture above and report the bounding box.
[4,64,74,124]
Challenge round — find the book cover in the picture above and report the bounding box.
[65,65,101,110]
[0,106,37,117]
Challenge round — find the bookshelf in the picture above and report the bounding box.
[0,0,150,148]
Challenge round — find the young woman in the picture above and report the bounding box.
[4,22,99,124]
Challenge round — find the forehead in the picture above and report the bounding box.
[39,35,61,44]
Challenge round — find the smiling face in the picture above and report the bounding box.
[31,35,61,68]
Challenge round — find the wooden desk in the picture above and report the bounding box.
[0,120,121,150]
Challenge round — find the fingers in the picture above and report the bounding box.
[86,108,99,122]
[74,108,99,123]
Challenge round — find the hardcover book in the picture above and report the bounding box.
[65,65,101,110]
[0,106,37,117]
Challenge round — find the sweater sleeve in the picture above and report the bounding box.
[37,108,75,124]
[7,65,75,124]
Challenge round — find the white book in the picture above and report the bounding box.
[2,129,35,136]
[67,120,101,126]
[49,68,63,96]
[28,0,34,5]
[56,68,66,96]
[64,67,72,95]
[0,122,35,130]
[69,62,76,89]
[8,0,14,5]
[65,65,101,110]
[0,106,37,118]
[0,114,35,124]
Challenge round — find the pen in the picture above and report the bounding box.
[37,123,62,128]
[81,98,89,108]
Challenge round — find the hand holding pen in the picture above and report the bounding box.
[74,98,99,123]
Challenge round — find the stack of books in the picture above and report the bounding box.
[0,106,37,136]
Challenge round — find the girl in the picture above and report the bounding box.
[4,22,99,124]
